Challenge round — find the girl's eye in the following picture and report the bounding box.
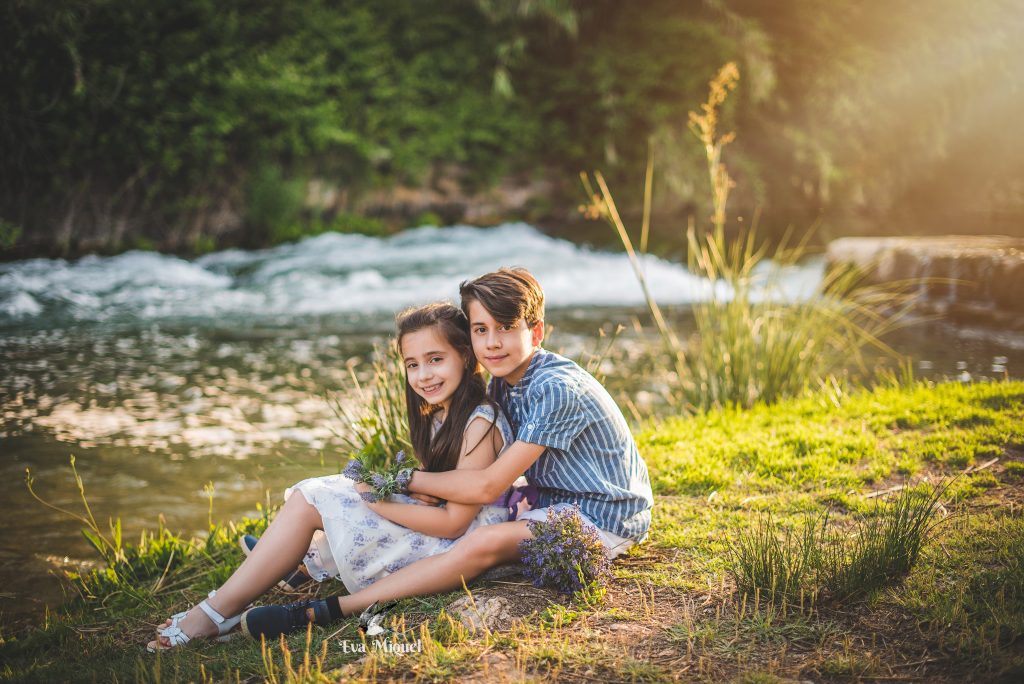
[430,356,443,363]
[406,363,417,369]
[473,327,486,334]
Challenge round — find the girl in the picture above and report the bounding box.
[148,302,515,650]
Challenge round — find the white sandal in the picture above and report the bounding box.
[147,590,242,652]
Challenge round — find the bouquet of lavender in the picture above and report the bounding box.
[342,450,416,503]
[518,505,612,595]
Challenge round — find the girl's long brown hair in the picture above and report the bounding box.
[397,303,497,473]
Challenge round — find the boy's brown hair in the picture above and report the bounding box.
[459,267,545,326]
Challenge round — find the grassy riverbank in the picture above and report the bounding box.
[3,380,1024,682]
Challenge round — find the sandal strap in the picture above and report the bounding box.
[199,590,243,635]
[198,598,227,626]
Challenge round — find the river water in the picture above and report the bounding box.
[1,223,1020,626]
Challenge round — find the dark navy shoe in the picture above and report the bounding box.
[239,534,259,555]
[239,534,314,592]
[241,599,336,640]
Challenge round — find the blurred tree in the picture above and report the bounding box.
[1,0,1021,255]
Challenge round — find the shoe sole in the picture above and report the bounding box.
[240,610,254,640]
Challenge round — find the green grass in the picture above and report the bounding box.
[728,511,818,603]
[891,511,1024,655]
[5,380,1024,682]
[814,483,945,601]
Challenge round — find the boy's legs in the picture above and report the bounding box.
[152,492,323,646]
[337,520,532,616]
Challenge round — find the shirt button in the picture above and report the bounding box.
[527,423,535,429]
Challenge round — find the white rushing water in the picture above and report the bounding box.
[0,223,824,325]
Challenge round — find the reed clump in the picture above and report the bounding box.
[25,455,270,606]
[583,62,916,411]
[327,341,411,471]
[815,483,947,601]
[728,511,819,604]
[729,483,948,605]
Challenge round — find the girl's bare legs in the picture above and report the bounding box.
[337,520,531,616]
[152,492,323,647]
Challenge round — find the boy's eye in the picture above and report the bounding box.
[430,356,443,363]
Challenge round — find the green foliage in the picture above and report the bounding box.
[590,62,919,411]
[246,165,307,244]
[1004,460,1024,478]
[328,212,387,237]
[0,0,541,244]
[4,0,1023,251]
[815,484,946,601]
[0,218,22,249]
[411,211,443,228]
[893,511,1024,666]
[640,381,1024,498]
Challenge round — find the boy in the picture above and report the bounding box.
[242,267,653,637]
[417,266,653,547]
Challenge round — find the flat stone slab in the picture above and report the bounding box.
[825,235,1024,324]
[827,236,1024,268]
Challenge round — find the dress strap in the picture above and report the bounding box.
[466,403,514,456]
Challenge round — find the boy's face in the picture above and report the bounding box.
[467,299,543,385]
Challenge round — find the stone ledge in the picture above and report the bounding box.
[825,235,1024,322]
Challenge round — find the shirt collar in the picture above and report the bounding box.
[506,347,547,393]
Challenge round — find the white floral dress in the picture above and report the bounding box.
[286,404,513,593]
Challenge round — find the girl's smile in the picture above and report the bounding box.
[418,381,444,396]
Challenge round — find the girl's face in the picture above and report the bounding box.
[400,326,466,410]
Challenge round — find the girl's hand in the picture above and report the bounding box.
[354,481,376,501]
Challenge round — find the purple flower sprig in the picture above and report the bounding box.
[342,450,415,503]
[518,505,612,595]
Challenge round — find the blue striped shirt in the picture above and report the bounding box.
[490,348,653,541]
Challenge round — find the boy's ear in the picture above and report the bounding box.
[530,320,544,347]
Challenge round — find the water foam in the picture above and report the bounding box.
[0,224,824,325]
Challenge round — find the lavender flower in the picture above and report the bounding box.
[341,453,416,502]
[342,459,364,481]
[360,490,380,503]
[395,469,412,489]
[518,505,611,595]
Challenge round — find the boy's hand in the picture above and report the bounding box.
[408,493,445,506]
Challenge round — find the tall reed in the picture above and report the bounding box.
[583,62,917,410]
